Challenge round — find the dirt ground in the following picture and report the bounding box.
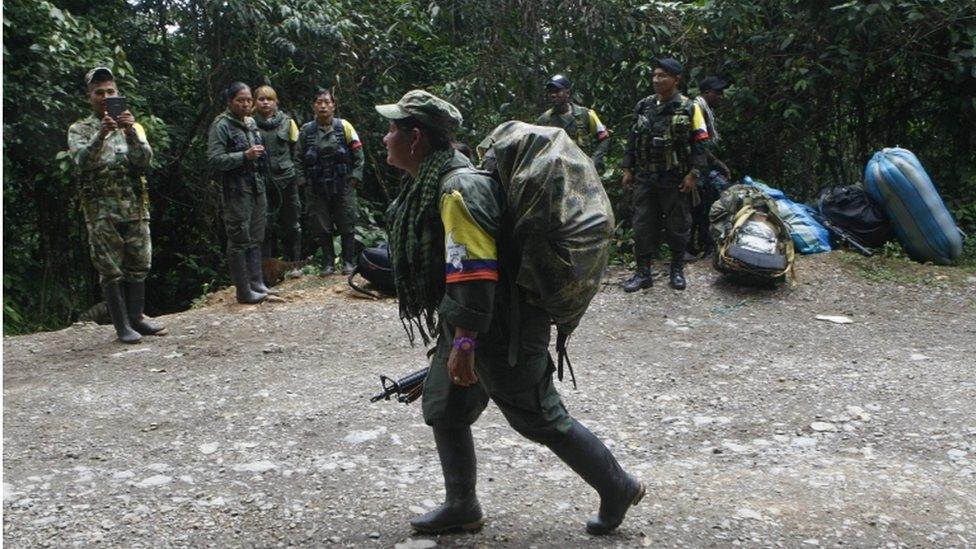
[3,252,975,548]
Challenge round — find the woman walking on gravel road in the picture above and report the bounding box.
[377,89,645,536]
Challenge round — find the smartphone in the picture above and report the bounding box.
[105,96,127,120]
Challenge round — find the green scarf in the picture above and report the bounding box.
[389,148,456,345]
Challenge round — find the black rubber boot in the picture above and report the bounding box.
[340,233,357,275]
[546,420,645,535]
[246,247,278,295]
[410,426,485,534]
[123,281,166,336]
[102,281,141,344]
[285,231,303,262]
[622,265,654,292]
[320,234,336,275]
[669,261,687,290]
[229,250,266,304]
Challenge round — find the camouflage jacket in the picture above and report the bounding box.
[67,115,152,222]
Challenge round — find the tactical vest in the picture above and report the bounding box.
[255,114,296,181]
[222,116,266,196]
[632,94,695,174]
[542,104,593,149]
[301,118,353,198]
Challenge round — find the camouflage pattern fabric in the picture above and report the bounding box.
[477,121,614,338]
[67,115,154,282]
[87,218,152,282]
[709,184,795,280]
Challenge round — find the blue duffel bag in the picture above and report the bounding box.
[864,148,964,265]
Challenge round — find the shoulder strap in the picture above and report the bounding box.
[332,117,347,146]
[300,122,317,148]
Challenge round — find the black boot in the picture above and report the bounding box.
[622,265,653,292]
[546,420,645,535]
[228,250,266,304]
[320,234,336,275]
[285,230,303,262]
[410,426,485,534]
[101,281,141,344]
[669,261,687,290]
[123,281,166,336]
[246,247,278,295]
[340,233,357,275]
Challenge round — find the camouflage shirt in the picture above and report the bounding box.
[67,115,152,222]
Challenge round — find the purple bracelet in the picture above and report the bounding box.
[453,336,477,352]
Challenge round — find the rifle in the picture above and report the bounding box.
[811,211,873,257]
[369,367,429,404]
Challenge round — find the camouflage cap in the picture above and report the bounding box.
[85,66,115,86]
[375,90,463,131]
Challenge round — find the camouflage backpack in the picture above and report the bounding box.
[477,121,614,384]
[709,184,795,284]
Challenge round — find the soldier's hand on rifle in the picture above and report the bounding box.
[621,169,634,191]
[679,172,698,193]
[244,145,265,160]
[99,114,118,137]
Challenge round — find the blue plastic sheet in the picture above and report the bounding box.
[742,176,832,254]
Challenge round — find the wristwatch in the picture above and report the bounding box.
[453,336,477,352]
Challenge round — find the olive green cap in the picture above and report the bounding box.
[375,89,463,131]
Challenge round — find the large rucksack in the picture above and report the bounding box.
[710,184,795,285]
[477,121,614,382]
[817,185,892,248]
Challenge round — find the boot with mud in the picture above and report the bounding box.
[410,426,485,534]
[228,250,266,304]
[123,281,166,336]
[622,263,654,293]
[102,280,141,344]
[545,419,645,535]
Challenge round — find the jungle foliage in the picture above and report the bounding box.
[4,0,975,334]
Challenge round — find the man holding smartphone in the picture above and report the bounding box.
[67,66,165,343]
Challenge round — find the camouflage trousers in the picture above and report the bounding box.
[86,218,151,283]
[305,185,358,238]
[422,301,573,445]
[632,173,691,264]
[221,188,267,254]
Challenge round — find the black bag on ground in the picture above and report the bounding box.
[348,244,396,296]
[817,185,892,248]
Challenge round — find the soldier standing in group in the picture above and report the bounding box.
[621,58,710,291]
[687,75,731,260]
[296,89,364,275]
[535,74,611,172]
[207,82,274,304]
[68,66,166,343]
[253,85,303,265]
[377,89,643,536]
